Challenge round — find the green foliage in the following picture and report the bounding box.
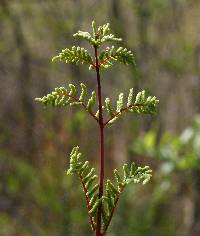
[87,91,96,112]
[35,83,97,118]
[0,151,64,236]
[73,21,122,47]
[66,146,152,233]
[101,164,152,232]
[52,46,93,69]
[99,46,135,68]
[52,21,134,70]
[67,146,99,231]
[132,116,200,172]
[104,89,159,125]
[36,21,157,235]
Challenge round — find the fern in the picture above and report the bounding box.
[99,46,135,69]
[67,146,152,234]
[101,164,152,234]
[67,146,99,231]
[73,21,122,48]
[35,83,98,122]
[35,21,159,236]
[104,89,159,125]
[52,46,94,69]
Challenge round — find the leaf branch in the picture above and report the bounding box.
[35,84,99,123]
[64,92,99,123]
[103,103,145,127]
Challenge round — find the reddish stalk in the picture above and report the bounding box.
[94,45,104,236]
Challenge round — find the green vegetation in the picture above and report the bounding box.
[36,21,158,235]
[1,1,200,236]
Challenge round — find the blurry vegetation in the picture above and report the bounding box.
[0,0,200,236]
[128,116,200,236]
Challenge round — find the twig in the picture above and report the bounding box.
[99,56,111,67]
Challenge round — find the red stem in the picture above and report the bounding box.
[95,45,104,236]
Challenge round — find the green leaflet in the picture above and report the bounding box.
[89,199,100,216]
[89,193,98,207]
[116,93,124,112]
[123,164,129,179]
[114,169,123,187]
[79,83,87,102]
[85,175,98,189]
[105,98,114,116]
[87,91,96,112]
[107,180,119,195]
[35,83,97,114]
[73,31,94,44]
[131,90,159,114]
[82,168,95,183]
[127,88,134,107]
[88,187,98,200]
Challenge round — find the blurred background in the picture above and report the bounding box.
[1,0,200,235]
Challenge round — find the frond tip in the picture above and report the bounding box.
[52,22,134,71]
[73,20,122,47]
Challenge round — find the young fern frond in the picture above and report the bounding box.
[101,163,152,235]
[36,20,158,236]
[99,46,135,69]
[104,89,159,125]
[67,146,100,231]
[98,23,122,44]
[35,83,98,122]
[74,21,122,48]
[67,147,152,234]
[52,46,94,69]
[73,31,94,44]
